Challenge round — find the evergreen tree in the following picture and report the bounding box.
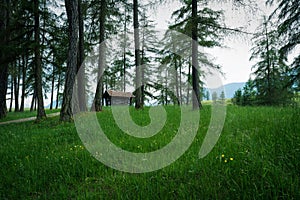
[0,0,9,119]
[250,17,293,105]
[267,0,300,90]
[33,0,46,120]
[93,0,107,112]
[133,0,142,109]
[220,90,225,103]
[212,91,218,103]
[60,0,79,122]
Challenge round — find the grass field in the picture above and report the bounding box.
[0,105,299,199]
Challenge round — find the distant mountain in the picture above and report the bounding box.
[223,82,246,98]
[206,82,246,99]
[45,100,62,109]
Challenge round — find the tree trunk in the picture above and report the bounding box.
[60,0,79,121]
[165,69,168,105]
[9,76,13,112]
[0,66,8,118]
[34,0,46,120]
[77,0,86,111]
[13,62,19,112]
[175,56,180,105]
[20,54,27,112]
[56,72,61,109]
[191,0,202,109]
[93,0,106,112]
[141,49,145,107]
[30,90,36,112]
[50,64,55,110]
[265,23,271,105]
[179,58,183,105]
[133,0,142,109]
[0,0,9,119]
[186,57,191,105]
[123,5,127,92]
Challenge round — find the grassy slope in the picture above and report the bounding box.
[0,109,60,123]
[0,106,299,199]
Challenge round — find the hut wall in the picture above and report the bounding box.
[111,97,129,105]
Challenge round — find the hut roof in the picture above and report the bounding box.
[105,90,135,98]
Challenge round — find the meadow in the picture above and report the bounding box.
[0,105,299,199]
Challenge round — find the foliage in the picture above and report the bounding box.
[267,0,300,90]
[212,91,218,103]
[247,17,294,106]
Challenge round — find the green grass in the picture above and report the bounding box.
[0,109,60,122]
[0,105,299,199]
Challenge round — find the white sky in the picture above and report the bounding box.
[151,0,275,85]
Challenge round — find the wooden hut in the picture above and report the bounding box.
[103,90,135,106]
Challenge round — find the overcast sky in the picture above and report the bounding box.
[151,0,275,85]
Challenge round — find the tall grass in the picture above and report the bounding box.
[0,105,299,199]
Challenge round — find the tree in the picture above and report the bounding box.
[77,0,87,111]
[250,17,293,105]
[242,79,256,106]
[0,0,9,119]
[60,0,79,122]
[34,0,46,120]
[133,0,142,109]
[206,90,210,100]
[267,0,300,89]
[219,90,225,103]
[93,0,107,112]
[232,89,242,105]
[170,1,225,109]
[191,0,201,109]
[212,91,218,103]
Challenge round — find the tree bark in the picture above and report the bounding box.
[30,90,36,112]
[34,0,46,120]
[93,0,106,112]
[123,5,127,92]
[56,72,61,109]
[133,0,142,109]
[192,0,202,109]
[9,76,13,112]
[13,62,19,112]
[20,54,27,112]
[186,57,191,105]
[0,66,8,118]
[0,0,9,119]
[175,56,180,105]
[179,58,183,105]
[50,64,55,110]
[77,0,86,111]
[60,0,79,121]
[165,69,168,105]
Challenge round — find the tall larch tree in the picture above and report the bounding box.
[267,0,300,90]
[60,0,79,121]
[34,0,46,120]
[93,0,107,112]
[191,0,201,109]
[77,0,86,111]
[0,0,9,119]
[133,0,142,109]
